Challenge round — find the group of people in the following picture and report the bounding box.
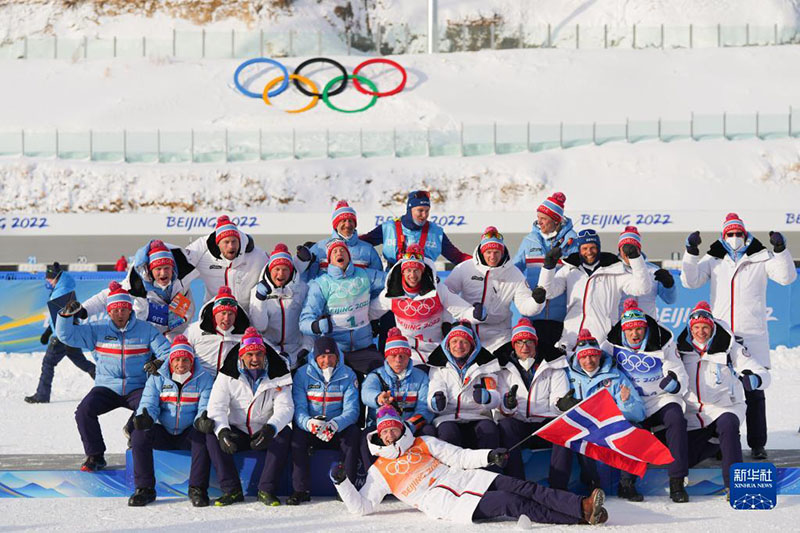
[24,190,795,526]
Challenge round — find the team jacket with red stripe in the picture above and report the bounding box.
[185,299,251,378]
[206,348,293,436]
[361,359,432,427]
[426,341,502,427]
[676,322,770,430]
[538,251,653,350]
[56,313,170,396]
[369,259,478,365]
[248,264,311,369]
[292,355,360,432]
[444,245,544,352]
[336,429,496,524]
[135,361,214,435]
[680,237,796,368]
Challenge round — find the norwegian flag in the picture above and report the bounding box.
[534,389,673,477]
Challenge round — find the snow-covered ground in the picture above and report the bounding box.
[1,346,799,529]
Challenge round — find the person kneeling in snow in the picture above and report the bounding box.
[332,405,608,525]
[128,336,214,507]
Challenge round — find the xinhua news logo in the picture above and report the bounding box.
[729,462,777,510]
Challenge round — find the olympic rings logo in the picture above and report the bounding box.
[615,350,661,374]
[384,447,423,476]
[396,298,438,317]
[233,56,407,114]
[328,278,369,299]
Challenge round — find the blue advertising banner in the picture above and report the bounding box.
[1,270,799,353]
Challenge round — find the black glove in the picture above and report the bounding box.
[658,371,681,394]
[473,303,486,321]
[431,391,447,413]
[503,384,518,410]
[218,428,238,454]
[296,242,316,263]
[311,316,332,335]
[686,231,702,256]
[441,321,453,337]
[250,424,276,450]
[472,378,491,404]
[295,348,310,367]
[543,247,562,270]
[621,243,640,259]
[488,448,509,469]
[143,358,163,376]
[556,390,580,412]
[193,410,215,434]
[769,231,786,253]
[329,461,347,485]
[59,300,83,317]
[254,281,271,301]
[654,268,674,288]
[133,408,154,431]
[739,369,762,392]
[40,326,52,345]
[77,307,88,320]
[531,286,546,304]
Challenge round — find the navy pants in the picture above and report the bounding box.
[36,338,95,401]
[292,424,360,492]
[207,426,291,494]
[688,412,743,488]
[498,417,571,490]
[360,423,437,471]
[473,474,584,525]
[643,403,689,479]
[437,419,500,450]
[131,425,210,490]
[744,389,767,450]
[75,386,142,456]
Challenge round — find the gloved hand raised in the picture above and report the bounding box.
[769,231,786,253]
[532,286,546,304]
[255,281,271,301]
[686,231,702,256]
[621,243,640,259]
[654,268,674,288]
[543,247,562,270]
[296,242,316,263]
[503,384,519,410]
[143,358,163,376]
[59,300,83,317]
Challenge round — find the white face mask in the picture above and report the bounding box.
[726,236,744,251]
[322,367,335,382]
[584,367,599,378]
[518,357,536,371]
[172,371,191,384]
[541,229,558,240]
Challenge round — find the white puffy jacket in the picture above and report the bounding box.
[206,350,293,436]
[185,299,251,377]
[444,245,544,352]
[681,237,796,368]
[538,251,653,350]
[676,322,770,430]
[495,347,569,423]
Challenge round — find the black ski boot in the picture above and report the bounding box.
[188,486,209,507]
[214,489,244,506]
[751,447,768,460]
[669,477,689,503]
[128,487,156,507]
[286,490,311,506]
[24,394,49,404]
[618,478,644,502]
[80,455,107,472]
[258,490,281,506]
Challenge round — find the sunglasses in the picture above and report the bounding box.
[484,228,504,240]
[402,251,424,261]
[689,310,713,321]
[576,339,599,348]
[726,232,744,237]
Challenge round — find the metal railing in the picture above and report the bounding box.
[2,22,800,60]
[2,109,798,162]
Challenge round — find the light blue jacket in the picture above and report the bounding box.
[56,313,170,395]
[512,217,578,321]
[47,271,77,334]
[136,362,214,435]
[362,359,432,426]
[379,219,445,266]
[304,231,383,281]
[299,261,385,353]
[292,355,360,432]
[566,351,646,423]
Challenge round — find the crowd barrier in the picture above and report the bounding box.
[1,270,799,353]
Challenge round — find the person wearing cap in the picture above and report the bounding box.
[616,226,676,317]
[445,226,547,352]
[332,404,608,526]
[25,262,96,404]
[288,336,361,505]
[55,281,171,472]
[426,322,503,450]
[676,302,770,495]
[360,328,436,469]
[206,327,293,506]
[297,200,383,281]
[128,335,215,507]
[186,286,252,378]
[299,237,386,375]
[494,318,571,489]
[600,299,689,503]
[360,189,472,269]
[681,213,795,460]
[369,244,482,366]
[513,193,579,356]
[184,215,269,309]
[557,329,645,491]
[249,243,312,370]
[538,228,653,350]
